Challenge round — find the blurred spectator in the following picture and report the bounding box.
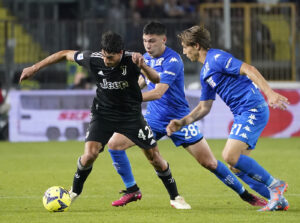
[0,82,9,140]
[106,0,126,35]
[125,11,144,52]
[140,0,166,18]
[164,0,185,18]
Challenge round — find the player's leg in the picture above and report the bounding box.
[107,133,141,206]
[141,145,191,209]
[185,138,267,206]
[222,139,288,211]
[71,141,103,199]
[124,119,190,209]
[229,149,270,200]
[223,106,288,211]
[69,113,111,203]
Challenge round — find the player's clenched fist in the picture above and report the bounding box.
[166,119,183,136]
[132,52,145,68]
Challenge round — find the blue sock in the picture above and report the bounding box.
[108,149,136,188]
[235,171,270,199]
[234,154,274,186]
[212,160,245,195]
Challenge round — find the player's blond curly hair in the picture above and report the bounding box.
[178,25,211,50]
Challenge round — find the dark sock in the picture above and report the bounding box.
[127,184,139,193]
[239,189,254,202]
[72,158,93,195]
[156,164,179,200]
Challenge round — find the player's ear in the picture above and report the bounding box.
[195,43,201,50]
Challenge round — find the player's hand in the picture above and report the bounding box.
[132,52,145,68]
[166,119,183,136]
[19,65,37,83]
[267,90,289,110]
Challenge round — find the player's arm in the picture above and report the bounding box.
[166,100,213,136]
[132,52,160,84]
[142,83,169,102]
[138,75,147,89]
[19,50,77,83]
[240,63,289,109]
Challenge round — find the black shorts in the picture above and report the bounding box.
[85,113,157,150]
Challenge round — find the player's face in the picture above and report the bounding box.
[143,34,166,58]
[181,43,199,62]
[101,50,123,67]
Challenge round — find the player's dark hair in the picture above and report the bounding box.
[143,21,166,36]
[101,31,124,53]
[178,25,211,50]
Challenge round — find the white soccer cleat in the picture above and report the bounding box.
[170,196,191,209]
[69,187,79,203]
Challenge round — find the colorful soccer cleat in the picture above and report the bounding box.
[275,197,289,211]
[170,196,191,209]
[259,180,288,211]
[112,190,142,207]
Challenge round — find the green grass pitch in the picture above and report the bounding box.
[1,138,300,223]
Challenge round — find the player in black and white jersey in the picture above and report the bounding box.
[19,31,190,209]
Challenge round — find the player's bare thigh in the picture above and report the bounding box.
[185,138,218,170]
[107,133,135,150]
[222,138,249,166]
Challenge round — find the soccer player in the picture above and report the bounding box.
[19,31,188,209]
[167,25,290,211]
[108,21,267,209]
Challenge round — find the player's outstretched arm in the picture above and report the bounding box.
[132,52,160,84]
[19,50,77,83]
[240,63,289,110]
[166,100,213,136]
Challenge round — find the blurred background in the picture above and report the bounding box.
[0,0,300,141]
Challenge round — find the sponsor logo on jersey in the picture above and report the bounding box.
[214,54,221,61]
[100,78,129,90]
[169,57,178,63]
[207,76,216,88]
[155,58,164,66]
[225,57,232,68]
[165,70,176,76]
[98,70,104,76]
[77,53,84,60]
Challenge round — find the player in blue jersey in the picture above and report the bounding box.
[108,21,268,209]
[167,25,290,211]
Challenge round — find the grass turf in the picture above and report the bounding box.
[0,138,300,223]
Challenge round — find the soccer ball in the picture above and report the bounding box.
[43,186,71,212]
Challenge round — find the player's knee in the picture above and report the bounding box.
[201,159,218,171]
[222,151,236,166]
[107,140,122,150]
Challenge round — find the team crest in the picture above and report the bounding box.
[120,65,127,76]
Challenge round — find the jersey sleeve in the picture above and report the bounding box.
[214,52,243,76]
[160,57,182,85]
[74,51,92,70]
[200,77,216,101]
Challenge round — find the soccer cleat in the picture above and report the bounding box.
[69,187,79,203]
[170,196,191,209]
[242,193,268,207]
[258,180,288,211]
[112,190,142,207]
[275,197,289,211]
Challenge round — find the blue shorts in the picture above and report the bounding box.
[146,119,203,148]
[229,103,269,149]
